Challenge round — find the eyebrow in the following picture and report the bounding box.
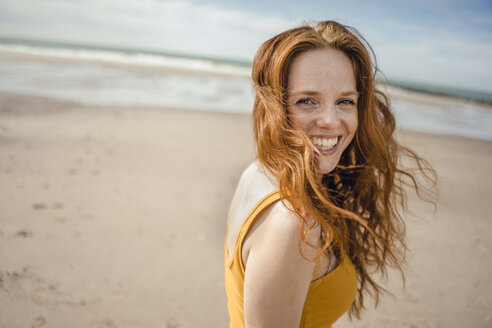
[289,90,359,97]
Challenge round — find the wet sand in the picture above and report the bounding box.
[0,92,491,327]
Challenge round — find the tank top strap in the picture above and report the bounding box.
[232,190,283,265]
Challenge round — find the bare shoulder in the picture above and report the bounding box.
[226,161,277,259]
[242,199,323,327]
[242,199,322,267]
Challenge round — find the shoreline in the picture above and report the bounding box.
[384,79,492,106]
[0,91,252,119]
[382,83,492,111]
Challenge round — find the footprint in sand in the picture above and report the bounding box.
[31,316,47,328]
[100,319,117,328]
[16,229,33,238]
[1,267,94,308]
[166,318,180,328]
[52,202,64,210]
[33,203,47,210]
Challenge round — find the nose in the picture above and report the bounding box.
[316,103,340,129]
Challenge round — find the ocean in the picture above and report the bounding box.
[0,38,491,141]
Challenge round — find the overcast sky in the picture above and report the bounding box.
[0,0,491,92]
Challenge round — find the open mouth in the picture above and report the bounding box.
[310,136,339,151]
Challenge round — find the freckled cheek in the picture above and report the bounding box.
[343,110,358,134]
[289,111,312,131]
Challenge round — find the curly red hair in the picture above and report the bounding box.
[252,20,437,317]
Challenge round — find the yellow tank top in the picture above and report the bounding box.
[225,191,358,328]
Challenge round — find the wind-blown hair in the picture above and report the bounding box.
[252,20,437,317]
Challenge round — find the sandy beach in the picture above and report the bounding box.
[0,91,491,327]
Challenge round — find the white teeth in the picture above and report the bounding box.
[311,137,338,150]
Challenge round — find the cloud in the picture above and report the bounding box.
[372,18,492,92]
[0,0,293,60]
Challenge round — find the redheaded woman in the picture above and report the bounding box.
[225,20,436,328]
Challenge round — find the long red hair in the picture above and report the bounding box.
[252,20,437,317]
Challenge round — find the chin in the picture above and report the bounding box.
[316,158,339,174]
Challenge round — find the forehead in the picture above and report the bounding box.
[287,48,356,92]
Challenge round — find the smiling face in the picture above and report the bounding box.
[288,47,359,174]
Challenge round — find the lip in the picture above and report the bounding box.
[311,135,341,156]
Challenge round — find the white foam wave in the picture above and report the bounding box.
[0,43,251,77]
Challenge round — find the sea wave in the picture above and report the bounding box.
[0,42,251,77]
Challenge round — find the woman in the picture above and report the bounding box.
[224,20,436,327]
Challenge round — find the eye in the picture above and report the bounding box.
[295,98,315,105]
[337,98,356,106]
